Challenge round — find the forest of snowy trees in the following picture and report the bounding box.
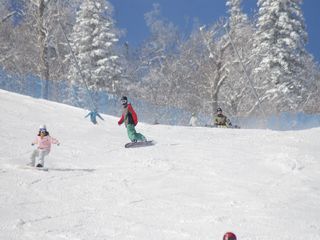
[0,0,319,121]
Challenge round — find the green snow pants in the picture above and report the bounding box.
[126,124,146,142]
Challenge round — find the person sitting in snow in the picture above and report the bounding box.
[214,107,232,128]
[29,125,60,168]
[118,96,147,143]
[85,109,104,125]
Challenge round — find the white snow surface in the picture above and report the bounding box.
[1,89,320,240]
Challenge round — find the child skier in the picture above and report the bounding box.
[118,96,147,143]
[85,110,104,124]
[30,125,60,168]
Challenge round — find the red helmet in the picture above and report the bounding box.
[223,232,237,240]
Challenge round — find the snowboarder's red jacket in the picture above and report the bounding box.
[118,103,138,126]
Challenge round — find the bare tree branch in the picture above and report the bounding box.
[1,11,17,24]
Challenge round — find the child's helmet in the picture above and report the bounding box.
[217,107,222,112]
[223,232,237,240]
[39,124,47,131]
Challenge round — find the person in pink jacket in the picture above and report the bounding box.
[29,125,60,168]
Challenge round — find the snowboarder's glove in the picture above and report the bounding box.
[57,143,60,146]
[31,143,35,146]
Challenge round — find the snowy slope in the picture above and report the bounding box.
[0,89,320,240]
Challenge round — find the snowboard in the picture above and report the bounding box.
[125,140,154,148]
[20,165,49,171]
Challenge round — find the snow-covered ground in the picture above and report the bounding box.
[0,89,320,240]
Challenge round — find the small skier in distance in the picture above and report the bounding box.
[30,125,60,168]
[85,109,104,125]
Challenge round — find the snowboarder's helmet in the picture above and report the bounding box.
[121,96,128,105]
[223,232,237,240]
[39,124,46,131]
[217,107,222,112]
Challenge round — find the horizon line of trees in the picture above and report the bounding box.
[0,0,319,121]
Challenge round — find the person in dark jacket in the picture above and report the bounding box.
[214,107,232,128]
[118,96,146,142]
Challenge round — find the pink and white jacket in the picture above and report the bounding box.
[32,135,59,152]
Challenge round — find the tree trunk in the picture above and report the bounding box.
[210,59,223,122]
[38,0,49,99]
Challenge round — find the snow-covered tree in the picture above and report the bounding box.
[198,22,231,120]
[0,1,15,68]
[0,1,41,95]
[254,0,308,112]
[112,42,137,97]
[168,30,205,113]
[0,0,81,100]
[226,0,248,29]
[222,0,259,117]
[67,0,122,96]
[299,55,320,113]
[137,4,180,105]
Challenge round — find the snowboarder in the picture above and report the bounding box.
[29,125,60,168]
[189,112,199,127]
[214,107,232,128]
[223,232,237,240]
[118,96,147,143]
[85,110,104,124]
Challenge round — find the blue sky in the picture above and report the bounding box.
[109,0,320,62]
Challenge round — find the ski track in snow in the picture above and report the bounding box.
[0,90,320,240]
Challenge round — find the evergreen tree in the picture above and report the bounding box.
[67,0,122,96]
[254,0,308,112]
[226,0,248,29]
